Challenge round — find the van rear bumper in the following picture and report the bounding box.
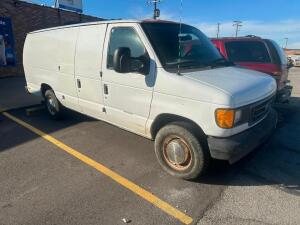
[207,109,277,164]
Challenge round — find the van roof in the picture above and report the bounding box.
[28,19,178,34]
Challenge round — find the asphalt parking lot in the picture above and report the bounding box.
[1,68,300,225]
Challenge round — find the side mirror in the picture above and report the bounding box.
[133,54,150,75]
[113,47,150,75]
[113,47,131,73]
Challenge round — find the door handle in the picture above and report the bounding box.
[77,79,81,88]
[104,84,108,95]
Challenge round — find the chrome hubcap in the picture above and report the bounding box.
[46,95,57,115]
[163,136,192,171]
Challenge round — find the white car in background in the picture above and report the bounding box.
[294,57,300,67]
[289,55,300,67]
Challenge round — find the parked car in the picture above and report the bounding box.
[292,56,300,67]
[289,55,300,67]
[211,36,293,103]
[24,20,277,179]
[287,57,294,67]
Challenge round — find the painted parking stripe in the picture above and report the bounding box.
[2,112,193,225]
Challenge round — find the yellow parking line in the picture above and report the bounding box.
[2,112,193,225]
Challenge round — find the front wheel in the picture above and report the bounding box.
[44,89,64,120]
[154,122,210,180]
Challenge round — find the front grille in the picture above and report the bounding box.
[250,98,272,124]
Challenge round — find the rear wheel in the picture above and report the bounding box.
[154,122,210,180]
[44,89,64,120]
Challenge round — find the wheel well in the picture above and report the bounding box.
[150,114,206,140]
[41,83,52,97]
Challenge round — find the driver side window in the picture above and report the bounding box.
[107,27,146,69]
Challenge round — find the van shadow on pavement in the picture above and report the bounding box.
[0,107,97,153]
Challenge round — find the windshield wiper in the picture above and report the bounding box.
[210,58,235,67]
[166,59,210,69]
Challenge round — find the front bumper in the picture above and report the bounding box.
[207,109,277,164]
[276,85,293,103]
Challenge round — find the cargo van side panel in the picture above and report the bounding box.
[75,24,107,119]
[23,27,79,111]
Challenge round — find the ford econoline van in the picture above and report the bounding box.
[24,20,277,179]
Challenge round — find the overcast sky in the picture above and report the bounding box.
[25,0,300,49]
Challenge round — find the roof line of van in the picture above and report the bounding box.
[28,20,141,34]
[27,19,181,34]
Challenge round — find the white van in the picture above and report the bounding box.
[24,20,277,179]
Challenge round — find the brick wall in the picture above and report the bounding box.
[285,49,300,56]
[0,0,103,77]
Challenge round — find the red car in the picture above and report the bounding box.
[211,36,292,102]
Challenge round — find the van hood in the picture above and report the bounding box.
[182,66,276,107]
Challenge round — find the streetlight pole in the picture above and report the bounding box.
[284,38,288,49]
[233,21,242,37]
[148,0,161,20]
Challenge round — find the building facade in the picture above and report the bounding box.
[284,49,300,56]
[0,0,103,77]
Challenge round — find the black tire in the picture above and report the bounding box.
[44,89,64,120]
[154,122,210,180]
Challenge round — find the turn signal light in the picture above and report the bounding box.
[215,109,235,129]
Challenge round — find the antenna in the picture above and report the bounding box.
[177,0,183,75]
[147,0,161,20]
[233,21,242,37]
[216,23,221,38]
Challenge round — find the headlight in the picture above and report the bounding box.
[215,109,235,129]
[234,109,242,124]
[215,97,273,129]
[215,108,248,129]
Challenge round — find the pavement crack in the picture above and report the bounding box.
[1,186,40,209]
[242,169,300,197]
[196,185,228,223]
[207,216,280,225]
[278,143,300,155]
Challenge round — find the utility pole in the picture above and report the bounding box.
[284,38,288,49]
[216,23,221,38]
[233,21,242,37]
[147,0,161,20]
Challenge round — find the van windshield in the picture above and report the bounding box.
[141,22,226,72]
